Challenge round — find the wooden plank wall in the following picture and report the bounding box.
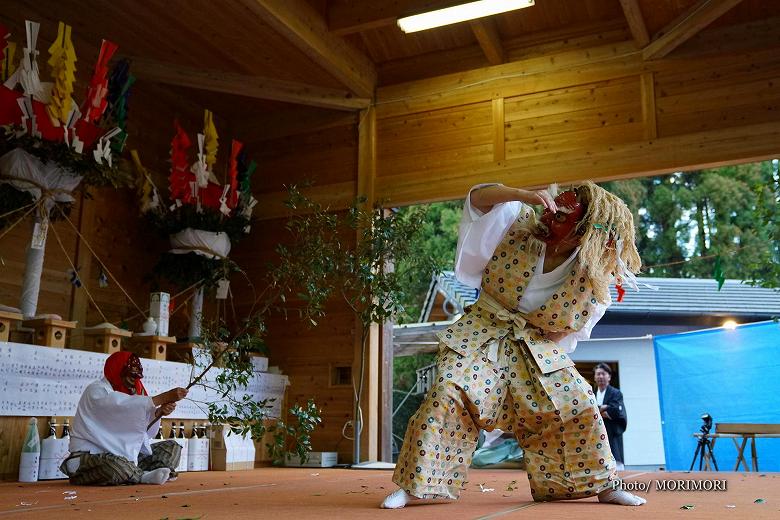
[372,16,780,206]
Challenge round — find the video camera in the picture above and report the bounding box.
[700,413,713,435]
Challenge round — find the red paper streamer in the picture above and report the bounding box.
[200,182,223,210]
[616,284,626,303]
[228,139,242,209]
[82,40,118,123]
[169,120,194,203]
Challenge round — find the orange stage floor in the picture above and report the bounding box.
[1,468,777,519]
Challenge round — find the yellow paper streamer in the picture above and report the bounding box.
[46,21,77,125]
[203,109,218,170]
[131,150,155,212]
[1,41,16,82]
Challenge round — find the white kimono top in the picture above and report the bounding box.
[454,185,609,353]
[69,377,161,463]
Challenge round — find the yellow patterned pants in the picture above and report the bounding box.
[393,340,617,501]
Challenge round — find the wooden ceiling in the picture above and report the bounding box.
[2,0,780,137]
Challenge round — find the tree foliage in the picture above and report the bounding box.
[394,201,462,324]
[601,159,780,287]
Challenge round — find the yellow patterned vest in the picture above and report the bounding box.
[438,210,600,374]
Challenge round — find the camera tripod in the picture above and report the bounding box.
[689,432,719,471]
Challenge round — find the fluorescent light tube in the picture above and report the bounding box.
[397,0,535,33]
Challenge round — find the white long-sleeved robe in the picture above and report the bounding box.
[454,184,609,353]
[69,377,161,463]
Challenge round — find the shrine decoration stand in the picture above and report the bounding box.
[0,20,133,320]
[132,110,258,341]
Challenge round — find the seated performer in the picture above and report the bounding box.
[60,351,188,485]
[382,182,646,508]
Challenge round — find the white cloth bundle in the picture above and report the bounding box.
[169,228,231,259]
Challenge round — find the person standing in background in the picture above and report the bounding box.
[594,363,627,470]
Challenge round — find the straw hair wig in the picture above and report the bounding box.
[574,181,641,302]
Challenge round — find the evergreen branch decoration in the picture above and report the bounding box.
[0,127,131,188]
[150,252,239,291]
[186,317,321,465]
[144,204,251,244]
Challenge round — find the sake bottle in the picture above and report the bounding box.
[18,418,40,482]
[61,419,70,438]
[168,421,177,438]
[179,422,185,438]
[46,420,57,439]
[191,424,199,438]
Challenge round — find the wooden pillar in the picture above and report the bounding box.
[68,193,95,348]
[380,316,394,462]
[354,105,381,463]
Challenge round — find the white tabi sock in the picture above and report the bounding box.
[598,488,647,506]
[380,488,422,509]
[140,468,171,485]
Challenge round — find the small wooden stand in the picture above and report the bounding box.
[0,310,23,342]
[22,318,77,348]
[82,326,133,355]
[126,334,177,360]
[167,341,199,363]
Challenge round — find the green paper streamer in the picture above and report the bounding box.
[713,255,726,291]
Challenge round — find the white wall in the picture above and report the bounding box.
[569,336,666,467]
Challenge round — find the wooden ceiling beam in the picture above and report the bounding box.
[327,0,462,36]
[131,58,370,111]
[241,0,377,98]
[236,108,359,143]
[618,0,650,47]
[470,18,505,66]
[643,0,744,60]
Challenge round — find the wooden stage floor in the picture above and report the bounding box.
[1,468,777,519]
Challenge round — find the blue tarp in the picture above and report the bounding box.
[654,320,780,471]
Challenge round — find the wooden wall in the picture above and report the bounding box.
[231,118,361,464]
[370,16,780,206]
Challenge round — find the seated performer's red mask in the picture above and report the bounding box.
[538,190,585,247]
[104,351,148,396]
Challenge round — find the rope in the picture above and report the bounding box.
[644,244,750,269]
[0,173,79,198]
[0,200,37,220]
[56,206,146,317]
[48,220,109,323]
[0,198,43,242]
